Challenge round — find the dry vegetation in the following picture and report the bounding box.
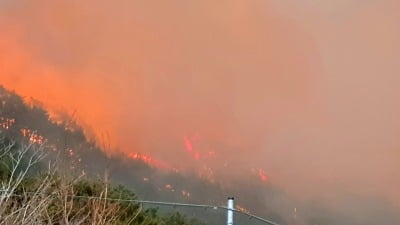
[0,137,204,225]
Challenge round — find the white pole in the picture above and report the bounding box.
[227,197,234,225]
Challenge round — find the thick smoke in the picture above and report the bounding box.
[1,86,399,225]
[1,1,400,224]
[0,0,319,185]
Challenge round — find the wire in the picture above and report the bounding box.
[0,189,280,225]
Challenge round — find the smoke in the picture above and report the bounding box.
[1,0,400,224]
[0,0,320,173]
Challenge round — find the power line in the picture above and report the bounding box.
[0,189,279,225]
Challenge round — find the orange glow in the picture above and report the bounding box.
[0,117,15,130]
[251,168,268,183]
[181,190,191,198]
[0,0,317,180]
[164,184,174,192]
[127,152,171,170]
[184,137,193,153]
[2,0,400,207]
[68,148,75,157]
[20,128,45,144]
[183,135,216,161]
[0,31,118,147]
[258,168,268,183]
[197,165,215,183]
[236,204,250,214]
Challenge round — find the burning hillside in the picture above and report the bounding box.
[0,84,270,185]
[2,84,399,225]
[0,86,284,222]
[2,1,400,224]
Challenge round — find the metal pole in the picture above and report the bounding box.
[227,197,234,225]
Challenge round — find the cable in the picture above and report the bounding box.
[0,189,280,225]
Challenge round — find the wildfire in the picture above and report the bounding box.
[181,190,191,198]
[182,134,273,185]
[236,204,250,214]
[127,152,171,170]
[184,136,193,152]
[0,117,15,130]
[198,165,215,183]
[1,85,273,195]
[68,148,75,157]
[164,184,174,192]
[258,168,268,182]
[21,128,45,144]
[183,135,217,161]
[252,168,268,183]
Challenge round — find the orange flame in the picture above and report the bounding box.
[183,135,217,161]
[127,152,171,170]
[236,204,251,214]
[0,117,15,130]
[21,128,45,144]
[258,168,268,183]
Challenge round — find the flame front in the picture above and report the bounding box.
[128,152,172,171]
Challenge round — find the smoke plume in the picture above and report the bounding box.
[1,1,400,224]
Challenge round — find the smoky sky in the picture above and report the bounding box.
[0,0,399,211]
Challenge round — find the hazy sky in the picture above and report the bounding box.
[1,0,399,207]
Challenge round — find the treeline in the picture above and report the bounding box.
[0,136,205,225]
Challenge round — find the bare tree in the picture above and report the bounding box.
[0,136,140,225]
